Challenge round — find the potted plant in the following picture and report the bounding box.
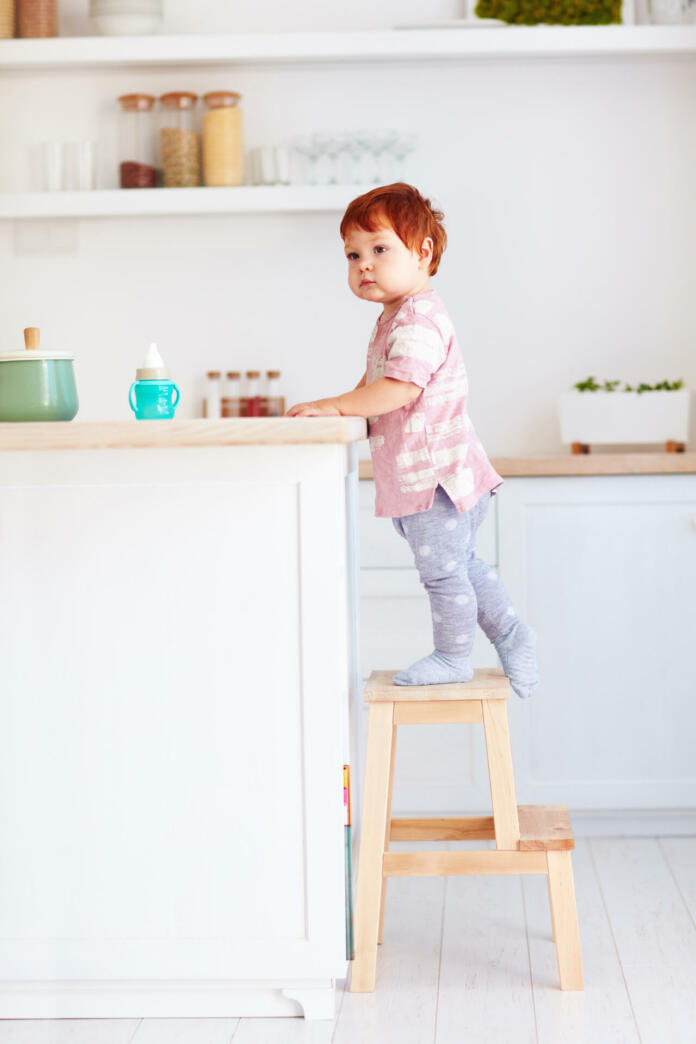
[558,377,690,453]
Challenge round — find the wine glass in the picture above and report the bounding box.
[389,134,418,180]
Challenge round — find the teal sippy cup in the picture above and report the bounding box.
[129,343,180,420]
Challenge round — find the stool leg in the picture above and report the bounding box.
[351,701,395,992]
[547,849,584,990]
[482,700,520,849]
[378,722,397,944]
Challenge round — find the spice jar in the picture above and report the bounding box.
[0,0,15,39]
[159,92,200,188]
[202,91,243,187]
[242,370,261,417]
[18,0,56,36]
[263,371,285,417]
[118,94,157,188]
[221,371,242,417]
[203,370,221,419]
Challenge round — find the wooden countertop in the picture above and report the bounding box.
[0,417,368,451]
[359,453,696,479]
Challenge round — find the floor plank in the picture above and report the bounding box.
[233,1013,335,1043]
[659,837,696,923]
[131,1018,239,1043]
[0,1021,140,1044]
[524,838,639,1043]
[591,837,696,1044]
[333,842,445,1044]
[435,843,536,1044]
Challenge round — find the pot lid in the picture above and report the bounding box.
[0,350,74,361]
[0,327,74,362]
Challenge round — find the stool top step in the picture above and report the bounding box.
[364,668,511,702]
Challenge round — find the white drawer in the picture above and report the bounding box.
[358,480,498,569]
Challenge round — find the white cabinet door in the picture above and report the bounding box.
[0,446,351,995]
[498,475,696,811]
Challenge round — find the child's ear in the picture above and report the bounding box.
[419,237,434,267]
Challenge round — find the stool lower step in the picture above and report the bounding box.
[390,804,574,851]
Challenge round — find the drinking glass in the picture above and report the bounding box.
[64,141,97,190]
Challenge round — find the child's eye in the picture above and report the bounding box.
[347,252,359,261]
[374,246,387,254]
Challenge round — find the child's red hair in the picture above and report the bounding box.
[340,183,447,276]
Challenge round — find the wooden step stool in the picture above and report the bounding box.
[350,668,584,993]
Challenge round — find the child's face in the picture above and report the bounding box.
[343,222,432,314]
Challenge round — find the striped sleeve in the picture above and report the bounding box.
[383,319,447,388]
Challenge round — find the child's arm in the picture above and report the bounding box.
[286,376,421,418]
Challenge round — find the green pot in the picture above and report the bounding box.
[0,352,79,422]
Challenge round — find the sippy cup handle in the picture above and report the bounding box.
[171,383,180,408]
[128,382,137,414]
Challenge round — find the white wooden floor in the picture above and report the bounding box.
[1,837,694,1044]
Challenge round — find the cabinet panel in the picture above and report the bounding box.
[0,451,353,986]
[498,475,696,809]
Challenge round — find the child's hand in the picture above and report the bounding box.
[286,398,342,417]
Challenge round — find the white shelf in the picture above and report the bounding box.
[1,26,696,70]
[0,185,369,218]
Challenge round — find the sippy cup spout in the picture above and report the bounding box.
[136,342,170,381]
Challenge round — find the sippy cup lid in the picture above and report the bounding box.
[136,342,170,380]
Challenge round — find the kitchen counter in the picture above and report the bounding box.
[358,452,696,479]
[0,417,367,450]
[0,427,363,1020]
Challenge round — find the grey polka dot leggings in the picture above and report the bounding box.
[392,484,519,658]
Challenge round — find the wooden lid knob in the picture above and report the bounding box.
[24,327,40,351]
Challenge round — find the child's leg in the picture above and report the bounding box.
[466,494,539,699]
[391,486,479,686]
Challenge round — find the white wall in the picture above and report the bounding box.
[1,0,695,453]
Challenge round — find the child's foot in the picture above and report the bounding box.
[393,651,474,686]
[493,622,539,699]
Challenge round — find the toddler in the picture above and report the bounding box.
[287,183,538,697]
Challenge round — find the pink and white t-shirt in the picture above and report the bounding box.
[366,290,503,518]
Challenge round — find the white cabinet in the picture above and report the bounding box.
[0,439,360,1020]
[498,474,696,813]
[357,475,696,826]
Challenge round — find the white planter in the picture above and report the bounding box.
[558,389,691,445]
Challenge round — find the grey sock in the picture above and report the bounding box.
[493,622,539,699]
[393,650,475,686]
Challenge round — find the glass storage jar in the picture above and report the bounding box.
[0,0,15,39]
[202,91,243,187]
[118,94,157,188]
[159,92,200,188]
[17,0,56,36]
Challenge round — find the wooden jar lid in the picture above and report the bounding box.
[160,92,199,109]
[118,93,156,111]
[203,91,242,108]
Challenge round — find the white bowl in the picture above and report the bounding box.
[92,12,162,33]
